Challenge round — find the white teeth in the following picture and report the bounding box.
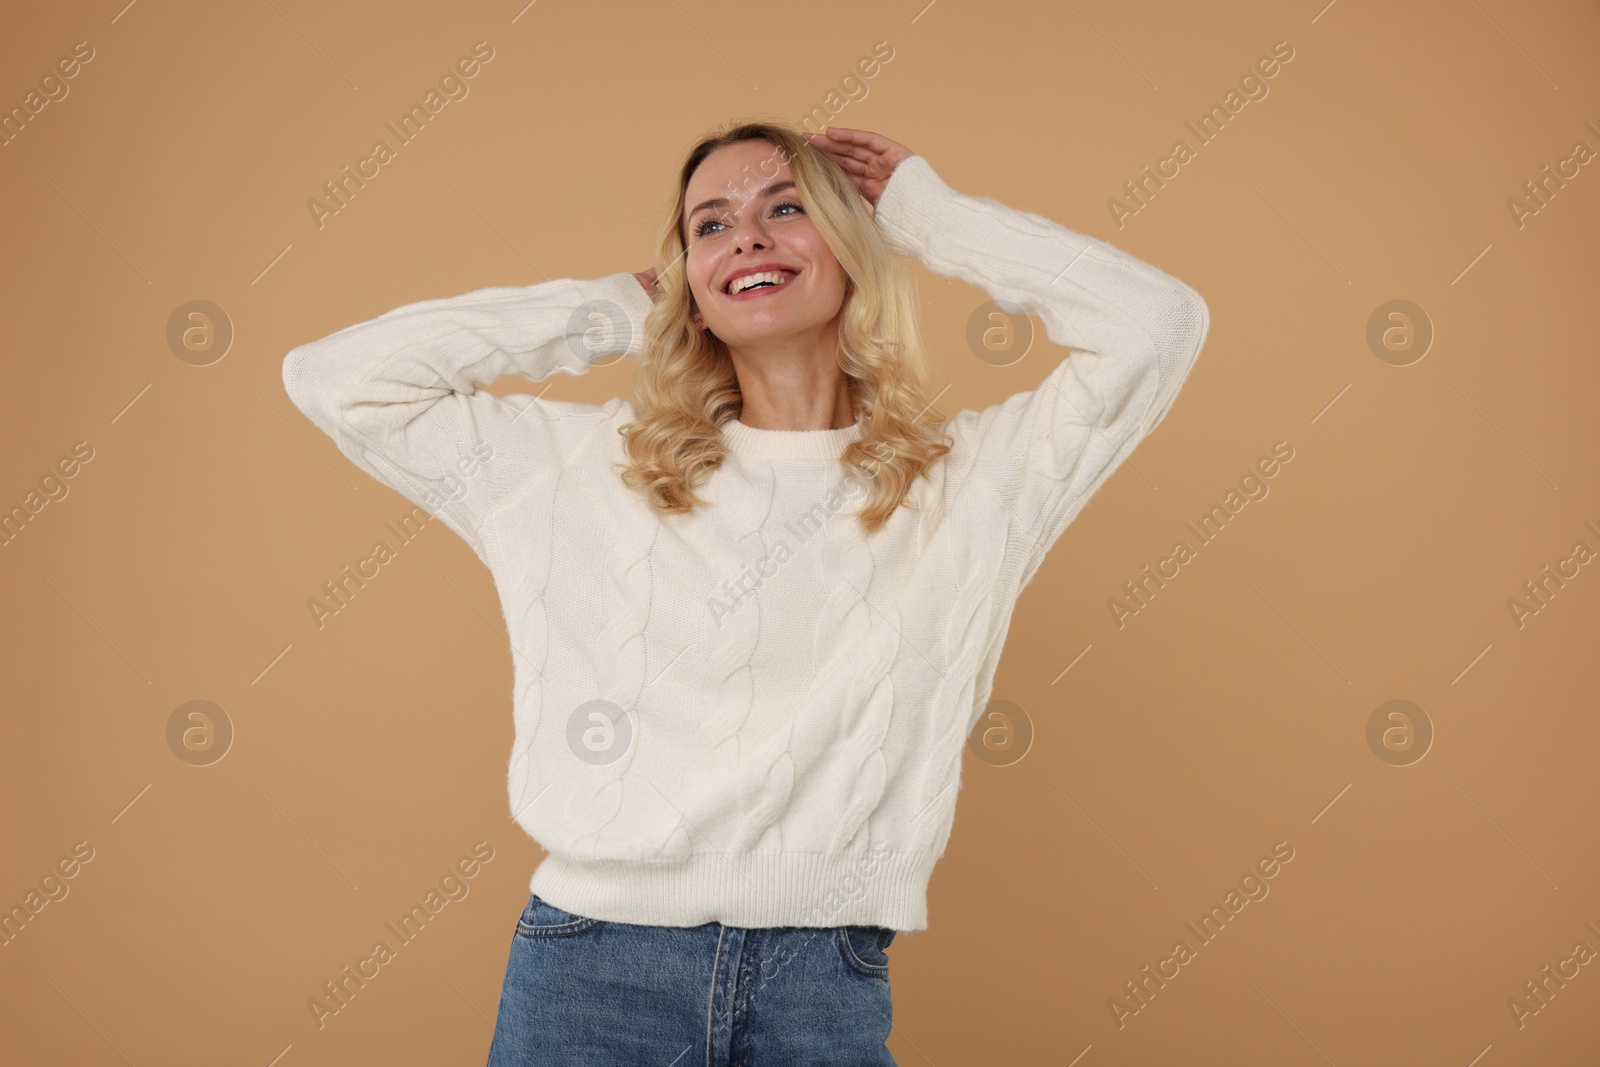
[727,271,793,294]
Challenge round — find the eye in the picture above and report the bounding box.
[693,198,806,238]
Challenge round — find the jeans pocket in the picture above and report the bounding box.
[837,924,895,979]
[514,892,602,940]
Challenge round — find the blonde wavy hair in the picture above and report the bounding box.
[614,119,952,534]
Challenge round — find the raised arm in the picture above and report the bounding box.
[871,155,1210,586]
[281,271,655,561]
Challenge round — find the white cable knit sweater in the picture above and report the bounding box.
[281,155,1209,932]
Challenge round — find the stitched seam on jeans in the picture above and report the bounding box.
[705,926,726,1067]
[735,929,763,1063]
[514,917,598,939]
[839,927,889,978]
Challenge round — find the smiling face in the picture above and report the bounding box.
[682,139,849,350]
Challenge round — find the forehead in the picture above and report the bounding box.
[685,140,793,207]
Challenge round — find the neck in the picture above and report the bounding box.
[726,319,853,431]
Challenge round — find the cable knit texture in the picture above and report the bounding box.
[281,155,1210,931]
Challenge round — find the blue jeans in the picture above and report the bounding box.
[486,891,899,1065]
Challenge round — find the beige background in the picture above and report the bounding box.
[4,0,1599,1063]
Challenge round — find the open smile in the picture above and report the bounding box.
[723,269,799,300]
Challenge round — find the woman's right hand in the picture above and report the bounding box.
[633,268,659,300]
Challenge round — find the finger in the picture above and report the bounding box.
[839,137,889,163]
[817,141,877,169]
[805,129,856,149]
[808,131,858,155]
[820,127,894,157]
[810,127,869,155]
[817,125,869,143]
[806,138,853,164]
[807,137,850,160]
[816,144,872,174]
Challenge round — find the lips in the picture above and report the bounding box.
[722,264,799,295]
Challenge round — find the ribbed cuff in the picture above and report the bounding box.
[583,270,657,359]
[527,848,938,932]
[871,154,961,260]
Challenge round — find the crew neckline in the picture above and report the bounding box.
[719,414,866,462]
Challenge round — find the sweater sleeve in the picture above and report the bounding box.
[871,155,1210,585]
[281,271,655,560]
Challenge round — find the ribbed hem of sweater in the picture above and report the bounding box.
[527,848,937,932]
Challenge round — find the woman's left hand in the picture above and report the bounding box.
[805,126,914,208]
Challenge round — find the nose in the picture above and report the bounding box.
[729,204,770,251]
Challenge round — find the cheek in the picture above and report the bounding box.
[797,239,844,288]
[814,258,848,295]
[684,263,713,301]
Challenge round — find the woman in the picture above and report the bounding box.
[282,120,1209,1064]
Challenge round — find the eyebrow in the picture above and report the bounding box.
[687,180,797,223]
